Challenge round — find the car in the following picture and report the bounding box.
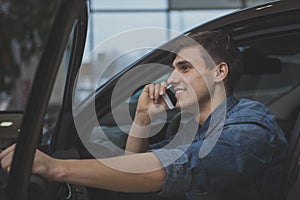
[1,0,300,200]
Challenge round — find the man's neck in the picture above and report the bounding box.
[195,94,227,126]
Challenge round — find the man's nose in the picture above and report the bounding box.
[167,70,180,85]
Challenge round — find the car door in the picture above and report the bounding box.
[3,0,88,200]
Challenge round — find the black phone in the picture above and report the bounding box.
[162,85,177,109]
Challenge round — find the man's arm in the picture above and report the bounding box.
[0,145,166,193]
[125,83,168,154]
[125,113,151,153]
[49,152,166,193]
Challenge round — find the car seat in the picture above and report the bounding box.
[281,112,300,199]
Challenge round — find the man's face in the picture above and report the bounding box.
[167,46,215,111]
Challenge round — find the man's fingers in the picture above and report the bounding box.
[160,82,168,96]
[144,82,169,104]
[154,84,161,103]
[1,150,14,173]
[0,144,16,160]
[148,84,155,100]
[0,144,16,174]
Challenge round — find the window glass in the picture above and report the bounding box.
[79,12,170,102]
[234,32,300,136]
[235,54,300,104]
[81,3,240,103]
[91,0,167,10]
[79,70,176,157]
[41,40,72,146]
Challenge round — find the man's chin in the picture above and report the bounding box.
[176,103,199,114]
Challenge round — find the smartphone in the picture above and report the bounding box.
[162,85,177,109]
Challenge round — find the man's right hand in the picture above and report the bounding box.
[134,82,169,126]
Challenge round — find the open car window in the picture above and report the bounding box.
[73,27,300,160]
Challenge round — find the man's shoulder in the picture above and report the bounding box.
[225,98,287,144]
[227,97,274,124]
[236,98,269,111]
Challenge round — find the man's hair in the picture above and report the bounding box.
[170,30,243,95]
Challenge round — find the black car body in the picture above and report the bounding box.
[1,0,300,200]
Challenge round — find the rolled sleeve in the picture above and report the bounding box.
[152,148,191,196]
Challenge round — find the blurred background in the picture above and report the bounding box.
[0,0,276,111]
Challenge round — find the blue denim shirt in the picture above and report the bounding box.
[151,96,288,200]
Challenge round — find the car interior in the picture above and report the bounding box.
[66,27,300,199]
[82,31,300,147]
[234,31,300,200]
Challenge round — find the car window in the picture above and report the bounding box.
[234,31,300,136]
[41,35,74,147]
[73,60,177,158]
[97,73,174,148]
[235,53,300,105]
[74,49,152,105]
[95,32,300,154]
[74,26,300,159]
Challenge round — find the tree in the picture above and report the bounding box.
[0,0,59,94]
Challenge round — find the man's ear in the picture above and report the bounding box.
[214,62,229,82]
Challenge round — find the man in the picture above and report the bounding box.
[0,31,287,199]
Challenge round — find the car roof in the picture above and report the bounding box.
[188,0,300,37]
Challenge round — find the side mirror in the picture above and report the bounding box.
[0,111,23,150]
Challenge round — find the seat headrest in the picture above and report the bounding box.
[243,48,282,75]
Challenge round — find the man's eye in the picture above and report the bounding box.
[181,65,189,71]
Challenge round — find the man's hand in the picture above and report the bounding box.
[0,144,54,180]
[125,82,170,153]
[0,144,16,173]
[135,82,169,125]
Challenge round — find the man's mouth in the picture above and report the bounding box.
[176,90,185,94]
[175,88,186,97]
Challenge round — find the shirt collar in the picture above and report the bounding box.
[197,96,237,140]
